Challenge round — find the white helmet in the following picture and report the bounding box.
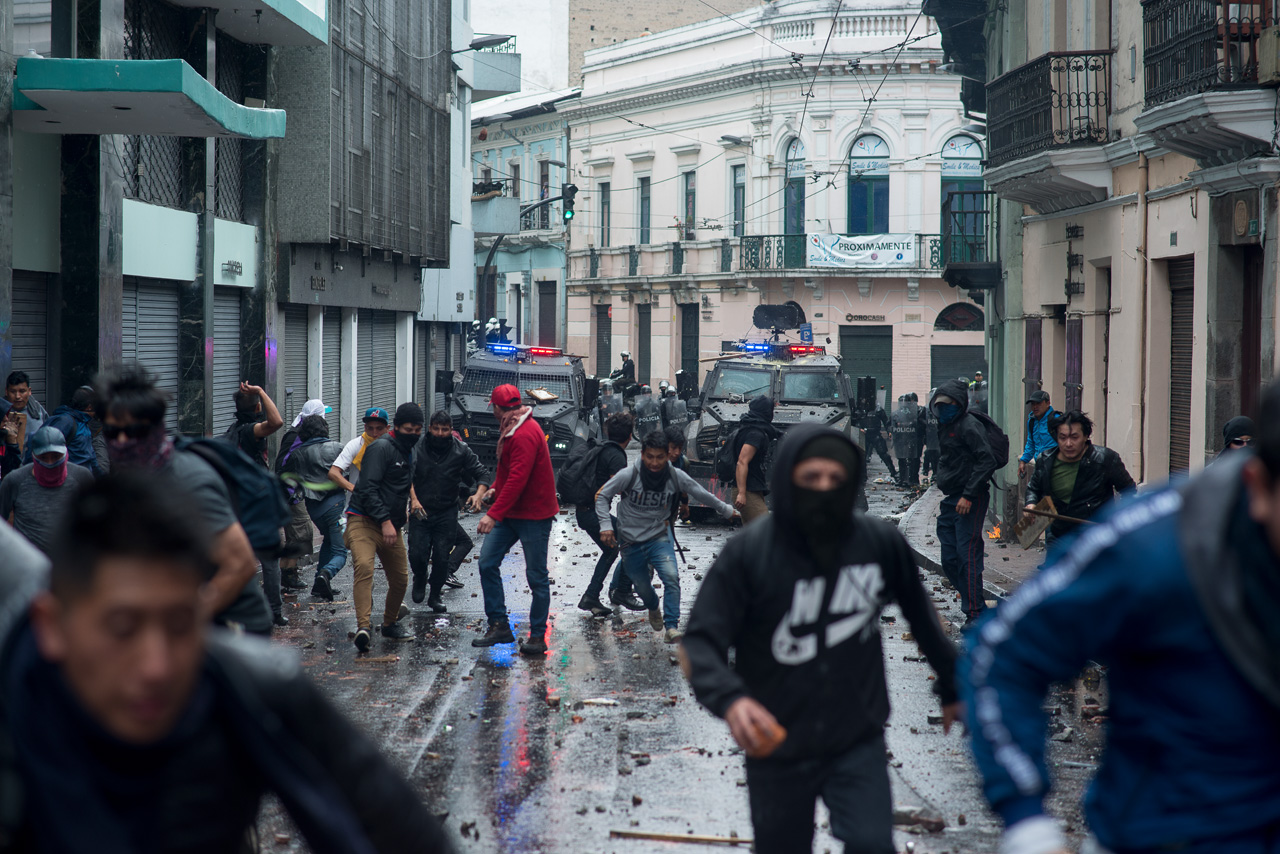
[621,351,632,359]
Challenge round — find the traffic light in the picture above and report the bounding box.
[562,184,578,222]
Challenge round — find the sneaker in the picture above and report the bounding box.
[610,588,647,612]
[578,593,613,618]
[272,612,290,627]
[311,572,334,601]
[411,573,427,604]
[427,592,448,614]
[398,603,411,622]
[663,628,684,644]
[353,628,371,652]
[519,635,548,656]
[471,621,516,647]
[444,573,464,589]
[281,571,307,591]
[648,609,663,631]
[381,621,414,640]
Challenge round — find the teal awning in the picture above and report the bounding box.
[164,0,327,47]
[14,57,286,139]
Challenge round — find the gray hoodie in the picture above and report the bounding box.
[596,459,734,545]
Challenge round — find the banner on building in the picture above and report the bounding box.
[806,234,916,269]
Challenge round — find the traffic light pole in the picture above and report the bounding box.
[479,194,571,327]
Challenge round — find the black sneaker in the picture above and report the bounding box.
[411,572,427,604]
[471,621,516,647]
[519,635,548,656]
[578,593,613,618]
[281,571,307,591]
[609,588,647,612]
[427,592,448,614]
[312,572,334,601]
[444,573,464,589]
[272,612,290,627]
[381,622,414,640]
[353,628,371,652]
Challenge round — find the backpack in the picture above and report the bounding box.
[713,425,742,483]
[556,440,607,506]
[968,409,1010,470]
[176,436,292,554]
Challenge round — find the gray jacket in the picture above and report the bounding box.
[596,460,733,545]
[285,438,345,502]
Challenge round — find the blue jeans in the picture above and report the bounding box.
[307,495,348,579]
[477,516,553,638]
[620,537,681,629]
[575,505,632,599]
[937,491,989,618]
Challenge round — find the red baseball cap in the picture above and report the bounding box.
[490,384,522,407]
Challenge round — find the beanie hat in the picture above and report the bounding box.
[795,434,858,478]
[393,402,425,427]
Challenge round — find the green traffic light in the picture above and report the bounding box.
[563,209,575,221]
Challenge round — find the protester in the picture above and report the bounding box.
[0,426,95,555]
[665,423,693,523]
[597,431,736,642]
[1024,410,1136,547]
[575,412,638,618]
[275,398,330,592]
[891,394,920,487]
[5,370,49,461]
[0,398,21,481]
[1018,390,1058,479]
[344,403,422,651]
[408,410,488,613]
[0,472,456,852]
[733,395,777,524]
[329,406,391,494]
[922,389,941,481]
[44,386,103,476]
[95,366,272,634]
[1219,415,1255,457]
[685,425,959,854]
[963,380,1280,854]
[472,384,560,655]
[929,379,997,627]
[282,414,347,601]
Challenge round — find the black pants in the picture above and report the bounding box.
[897,456,919,484]
[575,505,631,599]
[408,512,457,595]
[745,733,895,854]
[868,433,896,474]
[922,450,939,478]
[448,521,473,571]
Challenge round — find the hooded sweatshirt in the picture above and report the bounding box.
[734,396,778,494]
[683,424,957,761]
[928,379,996,501]
[596,459,734,545]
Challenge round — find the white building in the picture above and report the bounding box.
[562,0,987,403]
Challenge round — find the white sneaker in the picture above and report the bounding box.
[663,628,684,644]
[648,608,663,631]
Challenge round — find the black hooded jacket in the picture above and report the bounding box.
[411,436,489,514]
[734,397,778,493]
[347,433,415,529]
[928,379,997,500]
[684,424,958,761]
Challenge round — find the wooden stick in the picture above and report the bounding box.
[1022,507,1096,526]
[609,829,752,846]
[699,353,748,363]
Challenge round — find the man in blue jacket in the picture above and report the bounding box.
[963,382,1280,854]
[1017,390,1057,479]
[44,386,102,476]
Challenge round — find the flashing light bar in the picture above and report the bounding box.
[528,347,562,357]
[788,345,826,355]
[738,341,772,353]
[489,343,519,355]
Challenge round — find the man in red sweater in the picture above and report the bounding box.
[472,384,561,655]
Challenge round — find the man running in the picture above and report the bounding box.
[329,407,391,495]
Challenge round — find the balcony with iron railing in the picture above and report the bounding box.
[1135,0,1278,165]
[738,233,943,272]
[940,191,1001,291]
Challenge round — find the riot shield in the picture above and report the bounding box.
[665,399,690,431]
[601,392,625,418]
[633,394,663,443]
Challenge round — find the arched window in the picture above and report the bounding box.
[784,138,806,235]
[941,135,984,211]
[934,302,985,332]
[848,135,889,235]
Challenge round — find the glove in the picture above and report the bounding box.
[1000,815,1066,854]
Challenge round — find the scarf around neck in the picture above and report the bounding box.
[33,453,68,488]
[497,406,533,461]
[352,431,377,470]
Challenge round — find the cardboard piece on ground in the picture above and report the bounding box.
[1014,496,1058,550]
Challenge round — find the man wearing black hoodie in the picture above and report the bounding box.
[733,395,778,524]
[685,425,959,854]
[929,379,997,626]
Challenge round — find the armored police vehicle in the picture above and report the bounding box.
[441,343,594,473]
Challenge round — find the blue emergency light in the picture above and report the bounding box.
[737,341,772,353]
[488,343,519,355]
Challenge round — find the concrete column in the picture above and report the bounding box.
[395,310,412,406]
[340,307,358,442]
[307,304,323,400]
[0,0,13,384]
[241,46,279,411]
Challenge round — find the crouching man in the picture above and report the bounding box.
[0,472,454,852]
[684,425,958,853]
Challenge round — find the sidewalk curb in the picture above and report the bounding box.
[898,485,1011,604]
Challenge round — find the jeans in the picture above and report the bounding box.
[575,505,630,599]
[477,516,553,638]
[620,537,681,629]
[343,514,409,630]
[745,733,895,854]
[306,495,348,579]
[258,554,282,618]
[937,491,990,618]
[408,511,458,595]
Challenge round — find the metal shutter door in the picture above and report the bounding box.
[11,273,49,403]
[595,304,611,378]
[129,278,181,434]
[840,325,894,407]
[538,281,556,347]
[212,288,242,436]
[415,322,429,408]
[1023,316,1043,399]
[282,305,309,423]
[432,323,447,411]
[370,310,398,411]
[636,303,651,385]
[929,345,987,394]
[122,281,138,365]
[1168,259,1195,473]
[322,309,341,417]
[357,309,374,408]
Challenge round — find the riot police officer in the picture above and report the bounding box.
[891,395,921,487]
[859,387,897,480]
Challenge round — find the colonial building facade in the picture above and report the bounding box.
[560,0,986,402]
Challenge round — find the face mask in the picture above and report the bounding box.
[639,461,671,493]
[935,403,961,424]
[109,428,173,471]
[792,481,858,568]
[33,454,68,488]
[391,430,419,455]
[427,432,452,450]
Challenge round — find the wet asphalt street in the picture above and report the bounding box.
[260,457,1102,853]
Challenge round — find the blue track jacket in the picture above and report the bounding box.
[1019,406,1057,463]
[962,476,1280,852]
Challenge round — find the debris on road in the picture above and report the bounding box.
[609,829,751,846]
